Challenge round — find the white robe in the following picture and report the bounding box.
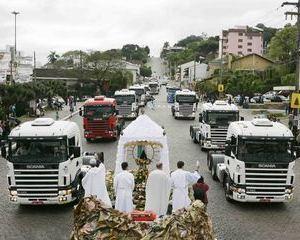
[145,169,171,216]
[82,165,112,207]
[114,170,135,213]
[170,169,200,212]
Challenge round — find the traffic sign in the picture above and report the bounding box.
[291,93,300,108]
[218,84,224,93]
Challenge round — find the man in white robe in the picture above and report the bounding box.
[114,162,135,213]
[145,162,171,216]
[82,158,112,207]
[171,161,200,212]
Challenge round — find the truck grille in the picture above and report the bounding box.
[150,87,157,94]
[179,104,193,116]
[87,120,109,131]
[14,164,59,198]
[245,163,288,196]
[116,105,131,116]
[210,127,227,146]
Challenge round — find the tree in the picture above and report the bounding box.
[47,51,60,64]
[175,35,205,47]
[140,66,152,77]
[121,44,149,64]
[268,24,297,63]
[256,23,278,46]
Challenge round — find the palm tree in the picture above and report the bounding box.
[47,51,60,64]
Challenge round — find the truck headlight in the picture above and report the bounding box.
[10,190,17,196]
[237,188,245,193]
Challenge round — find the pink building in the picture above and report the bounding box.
[220,26,263,57]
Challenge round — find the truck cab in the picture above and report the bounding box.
[80,96,122,141]
[208,118,295,203]
[172,89,198,120]
[129,85,146,107]
[114,89,138,119]
[148,81,160,95]
[190,100,239,150]
[6,118,83,205]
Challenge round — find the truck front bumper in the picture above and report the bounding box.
[118,112,137,119]
[203,141,225,150]
[9,190,74,205]
[174,111,195,119]
[84,130,116,139]
[231,192,293,202]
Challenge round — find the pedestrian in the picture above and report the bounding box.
[170,161,200,212]
[114,162,135,213]
[82,158,112,207]
[192,176,209,210]
[145,162,171,216]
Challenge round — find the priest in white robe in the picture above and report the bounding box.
[145,162,171,216]
[114,162,135,213]
[82,158,112,207]
[171,161,200,212]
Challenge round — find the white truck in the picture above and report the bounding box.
[114,89,138,119]
[190,100,239,150]
[129,85,146,107]
[208,118,295,203]
[148,81,160,95]
[5,118,83,205]
[172,89,198,120]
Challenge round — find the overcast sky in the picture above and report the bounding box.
[0,0,296,64]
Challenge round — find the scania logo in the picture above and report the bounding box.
[26,165,45,169]
[258,164,276,168]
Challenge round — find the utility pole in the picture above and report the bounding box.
[219,37,225,98]
[11,11,20,84]
[33,51,36,82]
[11,11,19,56]
[282,1,300,127]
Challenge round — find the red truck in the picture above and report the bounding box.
[80,96,124,141]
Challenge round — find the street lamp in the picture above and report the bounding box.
[11,11,20,56]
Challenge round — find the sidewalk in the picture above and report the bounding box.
[19,103,83,123]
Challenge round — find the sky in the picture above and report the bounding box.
[0,0,296,64]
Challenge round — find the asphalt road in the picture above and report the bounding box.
[0,87,299,240]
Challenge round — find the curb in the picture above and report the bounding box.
[61,109,80,121]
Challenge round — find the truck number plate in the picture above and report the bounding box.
[32,200,44,205]
[259,199,271,203]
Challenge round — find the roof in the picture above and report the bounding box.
[232,53,274,64]
[228,119,293,138]
[202,101,239,111]
[114,89,135,96]
[175,89,196,96]
[9,118,80,138]
[84,96,116,106]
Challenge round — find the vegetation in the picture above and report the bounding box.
[140,66,152,77]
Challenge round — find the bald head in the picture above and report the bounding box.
[156,162,163,170]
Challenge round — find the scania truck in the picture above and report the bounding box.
[80,96,123,141]
[148,81,160,95]
[208,118,295,203]
[114,89,138,119]
[190,100,239,150]
[129,85,146,107]
[172,89,198,120]
[5,118,83,204]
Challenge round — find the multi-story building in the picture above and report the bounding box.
[220,26,263,57]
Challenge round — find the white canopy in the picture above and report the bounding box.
[115,114,170,174]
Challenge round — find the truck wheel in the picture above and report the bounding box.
[191,132,198,143]
[200,139,206,151]
[224,175,233,202]
[207,153,212,170]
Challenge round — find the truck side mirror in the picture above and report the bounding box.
[115,109,119,115]
[199,113,203,122]
[225,145,231,156]
[79,108,83,116]
[73,146,81,158]
[240,116,244,121]
[1,146,7,158]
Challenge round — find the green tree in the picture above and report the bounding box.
[140,66,152,77]
[47,51,60,64]
[256,23,278,46]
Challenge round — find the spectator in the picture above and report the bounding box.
[192,176,209,210]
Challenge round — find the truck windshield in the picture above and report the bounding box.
[176,95,196,103]
[8,138,67,163]
[84,105,114,118]
[206,111,239,126]
[114,95,135,104]
[238,140,293,163]
[149,83,158,88]
[130,89,145,96]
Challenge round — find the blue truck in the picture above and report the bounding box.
[166,86,181,103]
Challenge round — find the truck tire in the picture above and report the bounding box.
[211,163,218,181]
[192,134,198,143]
[224,175,233,202]
[207,152,212,170]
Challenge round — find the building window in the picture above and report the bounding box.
[238,51,243,55]
[238,39,243,42]
[247,49,252,52]
[238,45,243,49]
[238,32,243,36]
[223,46,227,49]
[247,36,252,40]
[247,42,252,46]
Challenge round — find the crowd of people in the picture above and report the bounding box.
[82,156,210,217]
